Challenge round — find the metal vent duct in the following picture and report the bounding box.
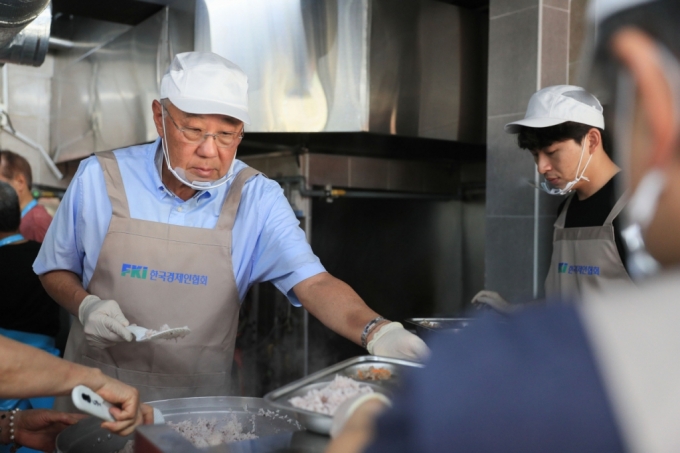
[195,0,486,142]
[0,0,51,66]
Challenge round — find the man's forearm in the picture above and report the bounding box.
[39,270,89,316]
[293,273,385,346]
[0,336,105,398]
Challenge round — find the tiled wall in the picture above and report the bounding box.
[568,0,591,85]
[485,0,577,302]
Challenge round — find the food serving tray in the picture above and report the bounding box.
[57,396,302,453]
[404,317,472,335]
[264,355,423,435]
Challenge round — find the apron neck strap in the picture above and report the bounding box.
[216,167,262,231]
[21,199,38,218]
[554,194,575,228]
[96,151,131,219]
[604,192,629,226]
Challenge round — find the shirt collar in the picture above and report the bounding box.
[153,138,214,201]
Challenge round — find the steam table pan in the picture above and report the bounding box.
[56,396,303,453]
[264,355,423,435]
[404,317,472,336]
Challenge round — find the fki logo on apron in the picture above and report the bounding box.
[120,263,209,286]
[557,262,601,276]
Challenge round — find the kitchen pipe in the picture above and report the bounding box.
[0,0,51,67]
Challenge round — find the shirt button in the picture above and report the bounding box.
[177,207,183,212]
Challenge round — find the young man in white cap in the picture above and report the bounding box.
[35,52,428,408]
[475,85,632,308]
[327,1,680,451]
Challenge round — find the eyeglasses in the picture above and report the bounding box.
[163,105,244,148]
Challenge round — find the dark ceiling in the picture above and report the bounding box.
[53,0,487,26]
[52,0,163,25]
[438,0,489,10]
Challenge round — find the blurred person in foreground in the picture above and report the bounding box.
[0,151,51,243]
[327,0,680,452]
[0,335,151,453]
[0,181,60,413]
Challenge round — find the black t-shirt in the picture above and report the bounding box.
[556,174,627,269]
[0,240,60,337]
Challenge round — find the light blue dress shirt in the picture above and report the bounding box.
[34,138,325,305]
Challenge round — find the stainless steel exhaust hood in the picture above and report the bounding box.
[48,0,486,164]
[196,0,486,143]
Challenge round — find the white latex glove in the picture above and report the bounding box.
[367,322,430,362]
[471,290,515,314]
[329,392,392,438]
[78,295,134,349]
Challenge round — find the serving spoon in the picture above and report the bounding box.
[72,385,165,424]
[125,325,191,342]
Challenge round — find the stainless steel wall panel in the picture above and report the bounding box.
[243,151,459,194]
[307,154,349,188]
[367,0,420,137]
[50,17,132,66]
[50,8,193,163]
[240,153,300,180]
[387,160,424,193]
[197,0,485,142]
[197,0,370,134]
[349,157,388,190]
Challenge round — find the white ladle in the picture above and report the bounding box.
[125,325,191,342]
[71,385,165,424]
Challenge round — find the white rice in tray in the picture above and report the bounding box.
[169,416,257,447]
[116,415,257,452]
[288,375,374,415]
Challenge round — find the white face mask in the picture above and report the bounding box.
[539,139,593,196]
[161,108,237,191]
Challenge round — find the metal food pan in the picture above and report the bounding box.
[264,356,423,435]
[56,396,303,453]
[405,317,472,336]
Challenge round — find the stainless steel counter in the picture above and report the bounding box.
[135,425,329,453]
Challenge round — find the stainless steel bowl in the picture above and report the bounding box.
[56,396,302,453]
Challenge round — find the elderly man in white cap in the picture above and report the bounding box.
[473,85,632,310]
[35,52,428,407]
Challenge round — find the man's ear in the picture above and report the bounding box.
[13,172,27,191]
[152,100,164,138]
[587,128,602,155]
[611,27,678,167]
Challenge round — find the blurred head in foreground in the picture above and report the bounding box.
[588,0,680,270]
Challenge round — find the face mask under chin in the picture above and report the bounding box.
[160,108,236,191]
[538,140,592,196]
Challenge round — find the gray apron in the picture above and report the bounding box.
[545,193,632,300]
[58,151,260,409]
